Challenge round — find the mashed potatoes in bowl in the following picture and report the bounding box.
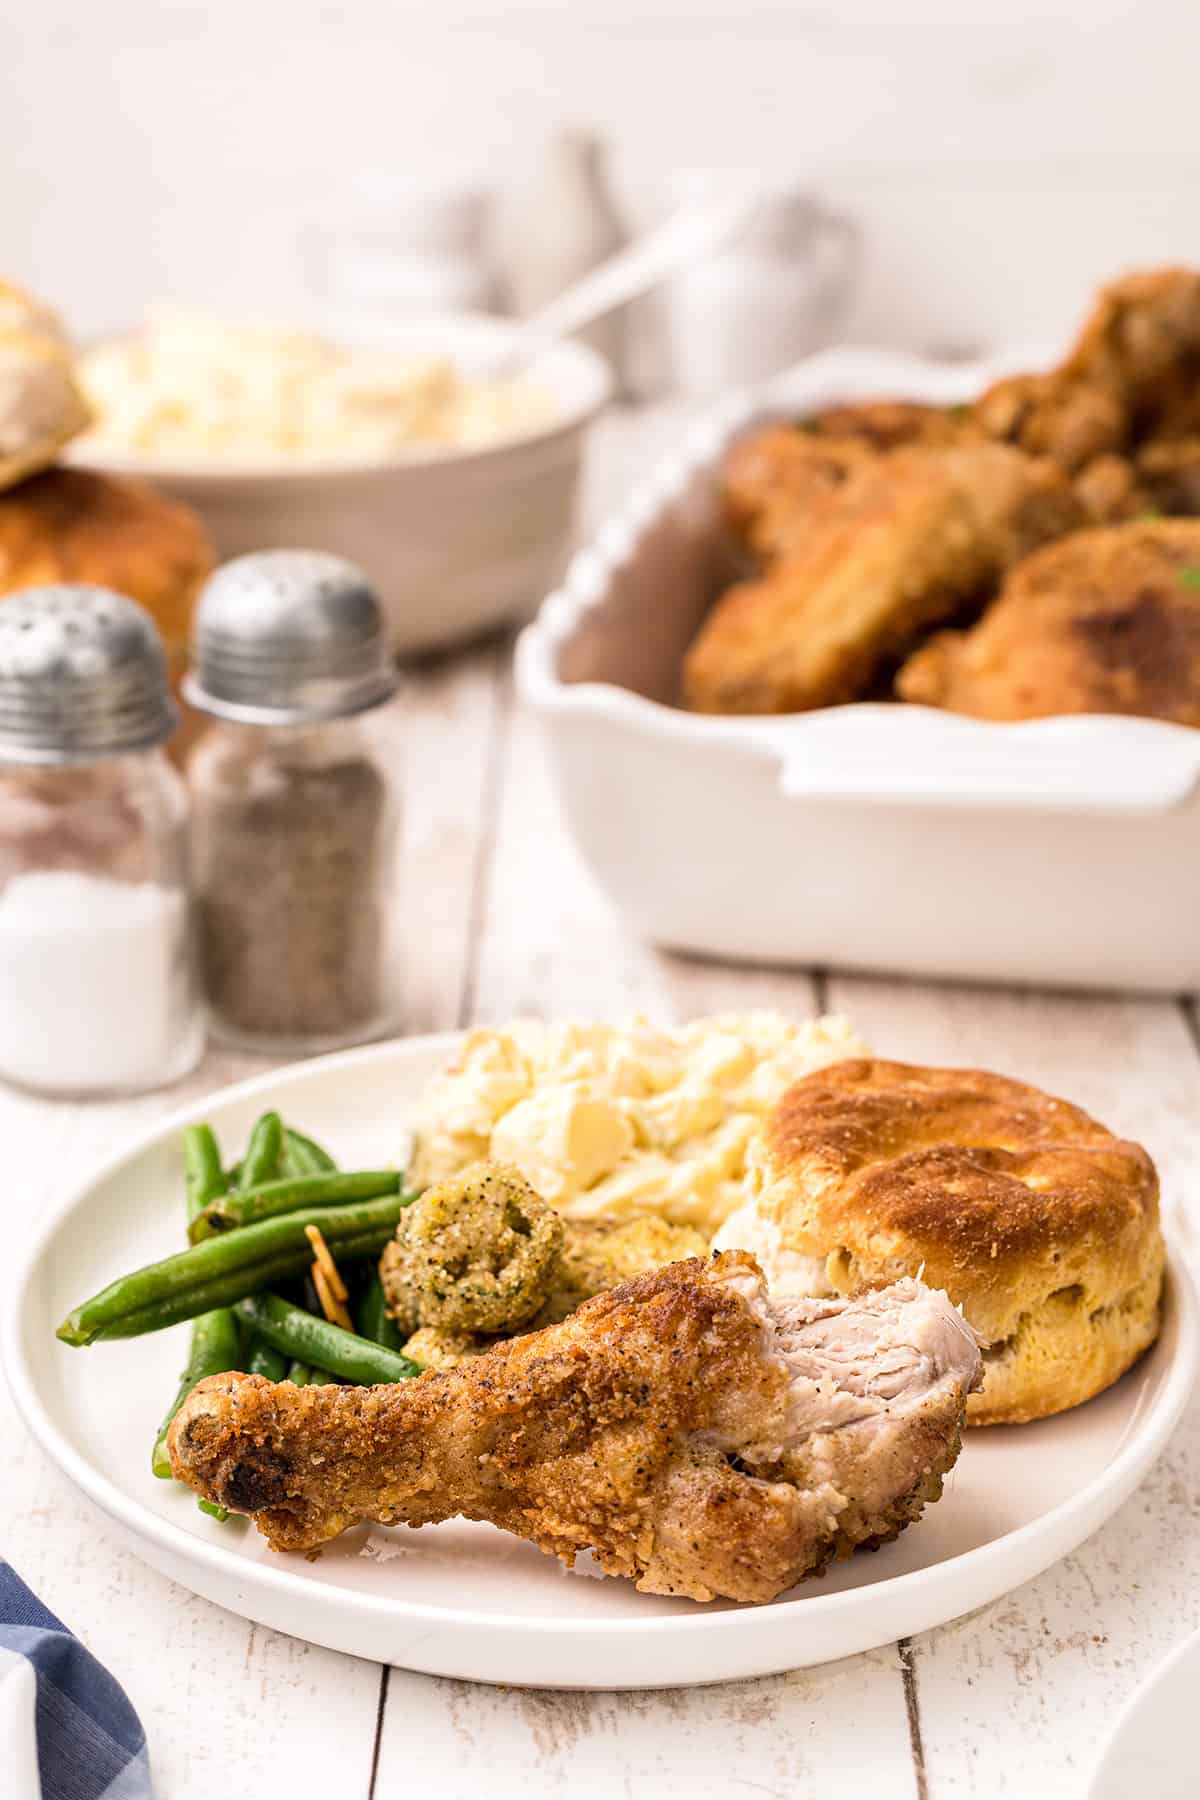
[406,1012,868,1238]
[79,313,556,462]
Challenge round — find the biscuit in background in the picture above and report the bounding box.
[0,279,92,493]
[0,466,215,758]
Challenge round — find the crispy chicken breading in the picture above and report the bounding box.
[686,443,1082,715]
[895,518,1200,723]
[974,372,1126,472]
[1072,454,1150,525]
[805,399,975,452]
[722,405,975,566]
[1135,438,1200,516]
[1067,267,1200,434]
[977,267,1200,468]
[721,427,876,565]
[168,1254,981,1603]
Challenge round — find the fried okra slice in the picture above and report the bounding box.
[400,1325,487,1370]
[380,1161,563,1335]
[534,1216,710,1325]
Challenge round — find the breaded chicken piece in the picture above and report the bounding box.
[169,1254,980,1602]
[896,518,1200,723]
[1135,439,1200,516]
[976,268,1200,469]
[722,427,876,564]
[686,444,1082,715]
[723,404,975,566]
[806,399,976,451]
[1073,454,1151,525]
[974,371,1126,472]
[1067,267,1200,432]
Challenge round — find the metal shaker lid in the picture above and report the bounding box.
[183,550,397,725]
[0,585,177,764]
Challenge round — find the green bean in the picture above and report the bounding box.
[245,1337,288,1381]
[150,1306,241,1477]
[236,1294,422,1384]
[58,1195,407,1345]
[197,1498,230,1521]
[151,1127,236,1478]
[239,1112,283,1190]
[190,1170,401,1242]
[283,1127,337,1175]
[355,1270,407,1353]
[286,1359,315,1385]
[183,1125,226,1223]
[92,1229,397,1339]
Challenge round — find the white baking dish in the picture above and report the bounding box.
[517,349,1200,992]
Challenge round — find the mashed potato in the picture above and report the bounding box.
[79,313,555,460]
[406,1013,868,1237]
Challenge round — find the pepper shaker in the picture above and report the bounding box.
[0,586,204,1096]
[184,550,401,1053]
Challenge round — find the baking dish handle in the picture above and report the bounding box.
[769,711,1200,818]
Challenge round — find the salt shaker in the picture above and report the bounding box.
[185,550,401,1054]
[0,586,204,1096]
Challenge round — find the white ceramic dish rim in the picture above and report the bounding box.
[6,1031,1198,1654]
[68,313,614,484]
[516,347,1200,819]
[1086,1626,1200,1797]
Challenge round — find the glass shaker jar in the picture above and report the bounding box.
[185,550,401,1054]
[0,586,204,1096]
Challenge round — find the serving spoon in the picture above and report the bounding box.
[470,193,768,378]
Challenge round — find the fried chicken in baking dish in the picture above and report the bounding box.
[896,518,1200,724]
[685,266,1200,720]
[169,1253,980,1603]
[686,443,1082,714]
[721,403,975,566]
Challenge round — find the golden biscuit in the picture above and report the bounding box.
[735,1058,1164,1424]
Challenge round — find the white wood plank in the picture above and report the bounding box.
[825,976,1200,1798]
[377,1650,917,1800]
[394,641,507,1033]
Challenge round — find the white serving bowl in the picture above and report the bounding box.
[70,314,613,656]
[517,348,1200,993]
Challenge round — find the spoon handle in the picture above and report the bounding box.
[509,195,765,367]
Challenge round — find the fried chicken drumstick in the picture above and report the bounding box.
[170,1253,980,1603]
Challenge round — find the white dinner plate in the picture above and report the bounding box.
[6,1034,1198,1689]
[1088,1629,1200,1799]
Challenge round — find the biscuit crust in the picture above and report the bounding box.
[751,1059,1165,1424]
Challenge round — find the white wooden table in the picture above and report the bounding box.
[3,411,1199,1799]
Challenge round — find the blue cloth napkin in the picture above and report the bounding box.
[0,1560,152,1800]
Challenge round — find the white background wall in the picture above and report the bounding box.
[4,0,1200,356]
